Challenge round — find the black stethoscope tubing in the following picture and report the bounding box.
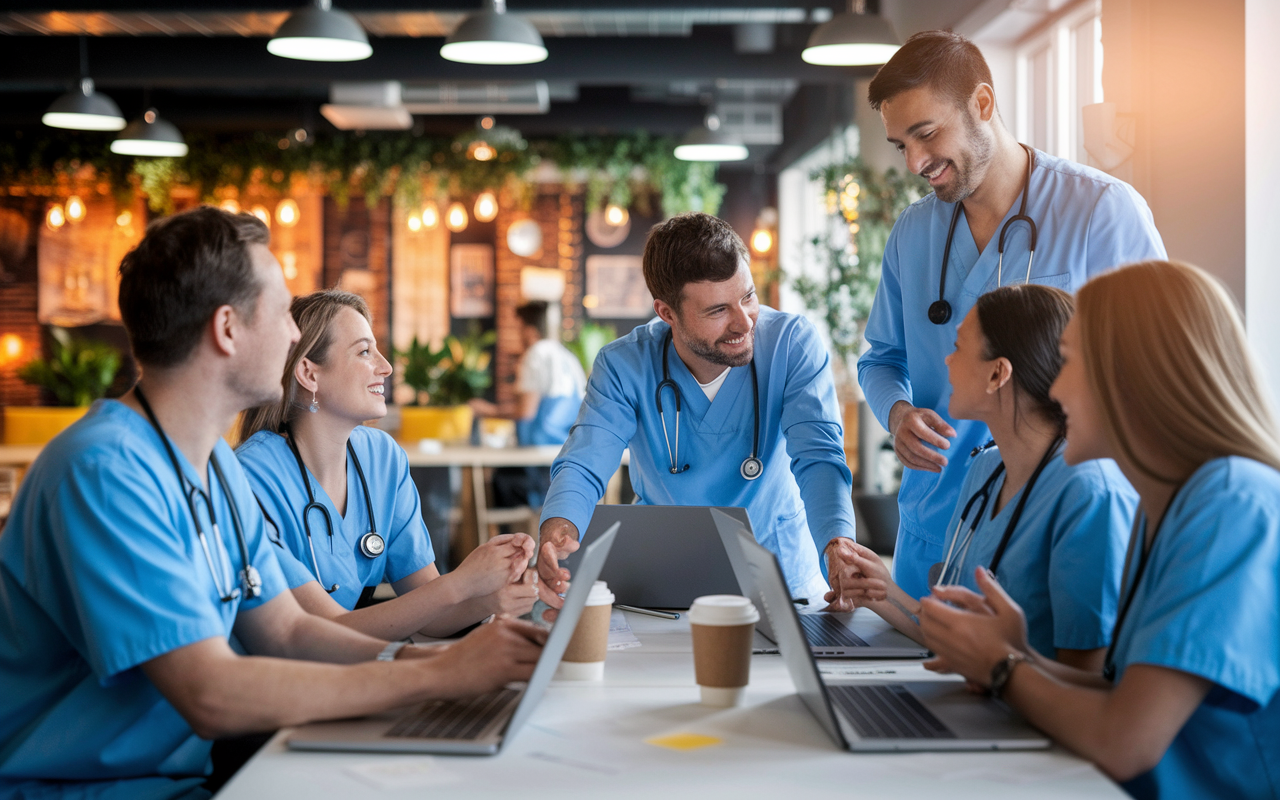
[1102,479,1187,682]
[934,435,1063,587]
[928,145,1039,325]
[655,331,762,480]
[284,424,383,595]
[134,385,261,603]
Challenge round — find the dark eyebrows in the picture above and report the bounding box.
[699,287,756,315]
[888,120,937,145]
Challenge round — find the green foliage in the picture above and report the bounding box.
[397,326,498,407]
[789,157,926,373]
[565,322,618,375]
[0,128,726,220]
[17,328,122,407]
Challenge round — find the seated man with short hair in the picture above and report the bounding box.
[0,206,546,799]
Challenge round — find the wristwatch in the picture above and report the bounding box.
[988,652,1030,699]
[377,640,409,662]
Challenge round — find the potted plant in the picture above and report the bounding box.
[5,328,122,445]
[397,326,497,443]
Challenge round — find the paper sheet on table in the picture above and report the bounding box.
[817,662,963,682]
[608,610,641,651]
[344,758,462,789]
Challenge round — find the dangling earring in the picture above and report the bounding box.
[308,390,319,413]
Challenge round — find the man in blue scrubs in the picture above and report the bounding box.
[536,212,856,606]
[854,31,1166,599]
[0,207,546,799]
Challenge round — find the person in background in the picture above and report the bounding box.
[471,300,587,507]
[237,289,537,642]
[917,261,1279,799]
[0,207,545,799]
[826,284,1135,671]
[535,212,858,607]
[856,30,1165,600]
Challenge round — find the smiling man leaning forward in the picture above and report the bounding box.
[534,212,858,607]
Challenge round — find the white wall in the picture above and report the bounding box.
[1245,0,1280,402]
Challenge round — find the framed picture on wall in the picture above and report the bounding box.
[585,255,652,318]
[450,243,494,318]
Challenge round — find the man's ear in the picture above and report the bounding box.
[210,304,238,357]
[988,357,1013,394]
[973,83,997,123]
[294,357,318,394]
[653,298,678,327]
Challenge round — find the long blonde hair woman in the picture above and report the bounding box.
[915,261,1280,799]
[237,289,537,641]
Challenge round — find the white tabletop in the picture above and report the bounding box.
[215,612,1123,799]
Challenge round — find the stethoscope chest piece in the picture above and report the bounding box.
[740,455,763,481]
[927,300,952,325]
[359,531,385,559]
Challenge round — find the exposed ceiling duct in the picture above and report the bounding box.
[320,81,411,130]
[401,81,551,115]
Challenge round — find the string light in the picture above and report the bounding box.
[276,198,300,227]
[446,202,469,232]
[422,202,440,229]
[219,199,241,214]
[250,205,271,226]
[65,195,86,222]
[473,191,498,223]
[115,210,133,227]
[751,228,774,254]
[407,214,422,232]
[46,204,66,230]
[0,334,24,365]
[603,203,629,227]
[467,140,496,161]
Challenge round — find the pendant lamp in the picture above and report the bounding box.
[801,0,901,66]
[110,109,188,158]
[269,0,372,62]
[674,115,748,163]
[43,39,125,131]
[441,0,547,65]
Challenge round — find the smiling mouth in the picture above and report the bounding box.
[922,162,949,182]
[721,334,748,346]
[369,384,385,396]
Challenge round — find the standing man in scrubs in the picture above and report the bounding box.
[536,212,856,606]
[855,31,1165,599]
[0,207,546,799]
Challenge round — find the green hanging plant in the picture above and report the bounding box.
[18,328,122,407]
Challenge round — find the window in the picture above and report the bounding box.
[1016,0,1104,165]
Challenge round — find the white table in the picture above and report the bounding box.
[216,612,1123,799]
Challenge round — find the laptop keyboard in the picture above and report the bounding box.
[828,684,956,740]
[798,614,869,648]
[386,688,521,741]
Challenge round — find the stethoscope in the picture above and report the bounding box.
[1102,479,1187,682]
[655,331,763,481]
[928,435,1063,588]
[284,424,384,594]
[928,145,1040,325]
[134,385,262,603]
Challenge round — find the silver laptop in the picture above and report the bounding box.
[710,509,929,659]
[286,523,620,756]
[716,511,1049,752]
[563,505,746,609]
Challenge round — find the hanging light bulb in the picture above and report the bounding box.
[219,199,241,214]
[116,210,133,228]
[250,205,271,226]
[275,198,300,227]
[473,192,498,223]
[751,228,774,254]
[421,202,440,229]
[603,203,629,227]
[46,204,66,230]
[467,140,496,162]
[65,195,86,222]
[445,202,469,232]
[801,0,901,66]
[674,114,748,162]
[407,214,423,232]
[0,333,23,365]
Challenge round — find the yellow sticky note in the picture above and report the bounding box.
[645,733,723,751]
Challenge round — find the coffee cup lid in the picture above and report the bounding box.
[687,595,759,626]
[586,581,615,606]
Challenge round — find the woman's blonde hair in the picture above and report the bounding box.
[1076,260,1280,482]
[238,289,372,443]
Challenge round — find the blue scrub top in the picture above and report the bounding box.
[858,149,1166,600]
[1110,457,1280,800]
[0,401,289,800]
[517,395,581,446]
[939,447,1135,654]
[236,426,435,611]
[540,307,855,601]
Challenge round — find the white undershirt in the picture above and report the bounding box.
[697,367,732,402]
